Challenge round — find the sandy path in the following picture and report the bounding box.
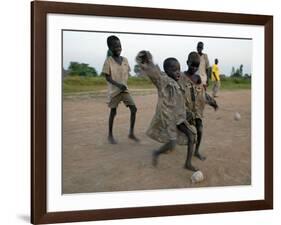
[63,90,251,193]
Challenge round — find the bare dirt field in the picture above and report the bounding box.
[63,89,251,193]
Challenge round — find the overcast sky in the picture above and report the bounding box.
[63,30,252,76]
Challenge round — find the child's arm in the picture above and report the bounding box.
[136,51,162,88]
[205,92,218,110]
[103,73,127,92]
[212,71,218,81]
[205,54,211,85]
[101,57,127,91]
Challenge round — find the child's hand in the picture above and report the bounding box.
[136,51,153,67]
[214,104,218,111]
[186,111,195,123]
[211,101,218,111]
[192,74,202,85]
[118,84,127,92]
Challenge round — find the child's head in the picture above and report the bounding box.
[107,35,122,57]
[186,51,200,75]
[215,58,219,64]
[163,58,181,81]
[196,41,204,54]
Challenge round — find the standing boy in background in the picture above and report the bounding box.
[196,41,211,90]
[211,58,220,98]
[102,35,139,144]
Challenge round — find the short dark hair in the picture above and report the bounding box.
[163,57,178,72]
[107,35,120,48]
[197,41,204,46]
[187,51,200,62]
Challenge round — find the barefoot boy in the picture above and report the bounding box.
[178,52,218,161]
[102,35,139,144]
[136,51,198,171]
[196,41,211,89]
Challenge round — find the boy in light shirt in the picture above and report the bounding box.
[102,35,139,144]
[197,41,211,89]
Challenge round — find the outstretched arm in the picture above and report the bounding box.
[136,51,162,88]
[205,92,218,110]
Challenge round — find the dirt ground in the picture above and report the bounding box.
[63,89,251,193]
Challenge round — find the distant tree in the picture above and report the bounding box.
[134,64,142,77]
[244,73,251,80]
[231,64,244,78]
[239,64,243,76]
[231,67,235,76]
[68,62,98,76]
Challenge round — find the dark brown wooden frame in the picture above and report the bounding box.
[31,1,273,224]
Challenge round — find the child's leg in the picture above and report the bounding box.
[212,82,216,97]
[128,105,139,141]
[108,108,117,144]
[213,81,220,97]
[152,140,177,166]
[194,118,206,160]
[123,93,139,141]
[177,123,198,171]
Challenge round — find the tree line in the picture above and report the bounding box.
[230,64,251,79]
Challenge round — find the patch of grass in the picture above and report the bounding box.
[218,77,251,90]
[63,76,251,94]
[63,76,154,93]
[64,76,107,93]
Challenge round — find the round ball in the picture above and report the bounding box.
[190,170,204,183]
[234,112,241,121]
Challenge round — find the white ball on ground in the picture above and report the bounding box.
[234,112,241,121]
[191,170,204,183]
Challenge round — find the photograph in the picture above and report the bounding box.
[62,30,252,194]
[31,1,273,223]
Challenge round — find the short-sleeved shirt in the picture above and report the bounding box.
[211,64,220,81]
[178,73,212,119]
[102,56,131,99]
[178,73,196,113]
[194,84,206,119]
[198,53,210,85]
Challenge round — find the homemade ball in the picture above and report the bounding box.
[190,170,204,183]
[234,112,241,121]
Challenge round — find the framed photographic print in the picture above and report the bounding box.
[31,1,273,224]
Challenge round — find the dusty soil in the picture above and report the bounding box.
[63,90,251,193]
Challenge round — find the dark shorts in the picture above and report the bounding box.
[108,92,135,108]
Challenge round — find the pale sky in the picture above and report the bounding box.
[63,30,252,76]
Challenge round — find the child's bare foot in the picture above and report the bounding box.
[152,150,159,167]
[108,135,117,144]
[194,152,206,161]
[184,163,198,172]
[128,134,140,142]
